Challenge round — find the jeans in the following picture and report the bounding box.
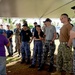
[7,42,13,55]
[21,42,30,61]
[32,40,43,66]
[0,56,6,75]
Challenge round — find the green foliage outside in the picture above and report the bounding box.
[71,19,75,26]
[28,23,34,29]
[2,18,34,30]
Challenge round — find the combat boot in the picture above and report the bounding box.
[51,71,61,75]
[26,58,30,64]
[38,64,44,71]
[47,63,54,72]
[66,73,70,75]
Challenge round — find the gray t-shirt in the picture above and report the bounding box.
[72,26,75,47]
[45,25,56,40]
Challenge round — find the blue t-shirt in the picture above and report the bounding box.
[0,34,9,57]
[0,29,6,34]
[6,30,13,42]
[32,27,36,33]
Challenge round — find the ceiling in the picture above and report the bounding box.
[0,0,75,18]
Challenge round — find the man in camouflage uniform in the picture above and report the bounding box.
[38,18,56,72]
[70,6,75,75]
[14,23,21,56]
[70,26,75,75]
[51,13,73,75]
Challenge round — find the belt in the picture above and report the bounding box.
[34,40,41,42]
[60,42,67,44]
[46,40,52,41]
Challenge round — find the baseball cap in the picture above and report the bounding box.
[22,24,28,27]
[71,6,75,10]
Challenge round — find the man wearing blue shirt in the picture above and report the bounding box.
[0,24,7,36]
[6,25,13,56]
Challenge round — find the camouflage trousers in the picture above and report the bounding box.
[15,36,21,54]
[56,43,73,73]
[41,40,55,65]
[73,48,75,74]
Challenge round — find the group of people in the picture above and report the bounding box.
[0,13,75,75]
[29,13,73,75]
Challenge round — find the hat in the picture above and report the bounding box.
[22,24,28,27]
[45,18,52,22]
[71,6,75,10]
[34,22,37,24]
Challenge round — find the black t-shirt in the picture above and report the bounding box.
[20,30,32,42]
[34,30,44,39]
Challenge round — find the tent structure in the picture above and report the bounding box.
[0,0,75,18]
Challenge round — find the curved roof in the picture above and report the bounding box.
[0,0,75,18]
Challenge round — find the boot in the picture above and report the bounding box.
[51,71,61,75]
[29,64,35,68]
[20,59,25,64]
[47,64,54,72]
[26,58,30,64]
[66,73,70,75]
[38,64,44,71]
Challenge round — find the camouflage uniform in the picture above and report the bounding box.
[73,39,75,74]
[38,24,56,71]
[73,48,75,74]
[15,28,21,55]
[71,26,75,74]
[41,40,55,65]
[56,43,73,73]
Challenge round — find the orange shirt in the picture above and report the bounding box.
[59,24,72,42]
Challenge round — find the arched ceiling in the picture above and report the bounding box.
[0,0,75,18]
